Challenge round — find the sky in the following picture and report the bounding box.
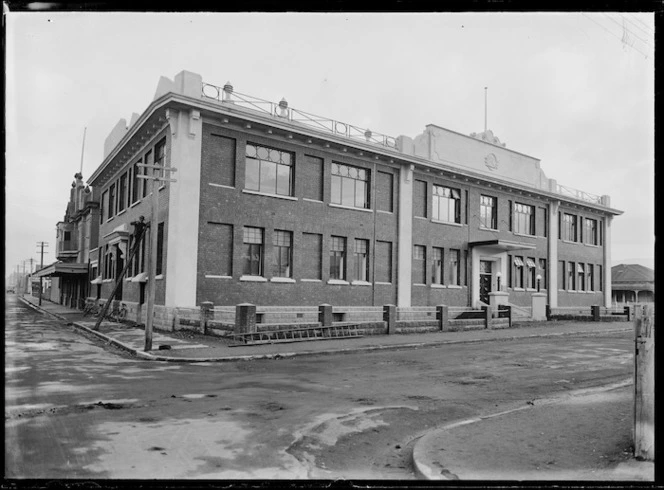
[4,12,655,280]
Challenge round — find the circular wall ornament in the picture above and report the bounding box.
[485,153,499,171]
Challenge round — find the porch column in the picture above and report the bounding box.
[548,200,560,307]
[397,164,414,307]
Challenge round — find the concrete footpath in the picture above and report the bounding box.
[16,294,655,481]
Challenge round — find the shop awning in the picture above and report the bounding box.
[513,257,524,267]
[33,262,88,278]
[526,258,537,268]
[577,263,585,273]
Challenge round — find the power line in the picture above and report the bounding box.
[582,13,649,59]
[620,13,655,38]
[602,13,653,48]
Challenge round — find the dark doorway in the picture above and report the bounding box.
[479,260,492,304]
[115,245,124,300]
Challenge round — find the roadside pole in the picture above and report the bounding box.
[36,242,48,306]
[633,304,654,461]
[137,163,177,351]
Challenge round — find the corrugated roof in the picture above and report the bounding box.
[611,264,654,283]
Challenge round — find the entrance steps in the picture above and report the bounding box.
[230,323,363,346]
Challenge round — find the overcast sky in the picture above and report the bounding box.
[5,12,655,279]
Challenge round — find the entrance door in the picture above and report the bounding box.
[479,260,492,304]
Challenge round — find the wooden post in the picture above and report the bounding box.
[145,179,159,351]
[634,304,654,461]
[383,304,396,334]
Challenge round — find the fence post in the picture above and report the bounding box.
[437,305,449,331]
[634,304,654,461]
[482,306,491,329]
[545,304,551,321]
[235,303,256,334]
[200,301,213,335]
[383,304,396,335]
[624,305,631,322]
[504,305,512,328]
[319,304,332,327]
[591,305,600,322]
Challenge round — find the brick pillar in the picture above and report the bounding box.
[200,301,213,335]
[591,305,600,322]
[437,305,449,331]
[235,303,256,334]
[383,304,396,334]
[319,304,332,327]
[482,306,491,329]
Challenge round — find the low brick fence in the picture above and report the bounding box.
[546,305,630,322]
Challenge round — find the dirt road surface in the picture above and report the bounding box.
[4,295,633,479]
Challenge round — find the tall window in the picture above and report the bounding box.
[108,184,116,218]
[245,144,294,196]
[587,264,594,291]
[432,247,444,284]
[526,257,537,288]
[567,261,576,290]
[413,245,426,284]
[118,173,127,212]
[562,213,577,242]
[354,239,370,282]
[480,195,497,229]
[243,227,264,276]
[143,150,152,197]
[448,249,460,286]
[132,159,142,203]
[577,263,585,291]
[331,163,369,209]
[432,185,461,223]
[585,218,598,245]
[329,236,346,280]
[539,258,547,289]
[154,139,166,179]
[558,260,565,289]
[514,203,535,235]
[513,256,524,288]
[272,230,292,278]
[156,222,164,276]
[599,265,603,291]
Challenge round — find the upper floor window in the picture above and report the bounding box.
[108,184,116,219]
[154,139,166,179]
[480,195,497,229]
[331,163,369,209]
[562,213,577,242]
[242,226,264,276]
[118,173,128,213]
[514,203,535,235]
[432,185,461,223]
[245,144,293,197]
[585,218,598,245]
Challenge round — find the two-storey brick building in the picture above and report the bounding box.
[87,70,622,313]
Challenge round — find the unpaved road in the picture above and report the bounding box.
[5,295,633,479]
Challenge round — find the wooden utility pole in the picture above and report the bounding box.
[633,304,654,460]
[36,242,48,306]
[137,162,177,351]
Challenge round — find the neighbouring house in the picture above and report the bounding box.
[612,264,654,304]
[33,172,100,309]
[84,70,621,327]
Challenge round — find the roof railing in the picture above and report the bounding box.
[556,183,602,205]
[201,81,397,149]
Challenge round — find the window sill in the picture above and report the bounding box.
[105,217,115,223]
[102,279,113,283]
[414,216,428,220]
[270,277,295,283]
[300,278,322,282]
[117,209,127,216]
[479,226,499,232]
[513,287,525,291]
[351,280,372,286]
[561,239,578,244]
[376,209,394,215]
[328,203,372,213]
[432,219,463,227]
[512,231,536,238]
[155,274,164,280]
[209,183,235,190]
[302,198,324,204]
[374,281,392,285]
[205,275,232,279]
[584,243,600,248]
[431,284,446,289]
[130,200,141,208]
[447,285,463,289]
[159,185,166,191]
[240,275,268,282]
[242,189,297,201]
[413,283,427,287]
[327,279,350,285]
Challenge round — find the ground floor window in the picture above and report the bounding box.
[587,264,594,291]
[243,226,264,276]
[354,239,369,281]
[431,247,443,284]
[448,249,460,286]
[538,258,547,289]
[413,245,426,284]
[513,256,524,288]
[567,261,576,290]
[330,236,346,280]
[526,257,537,288]
[272,230,292,278]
